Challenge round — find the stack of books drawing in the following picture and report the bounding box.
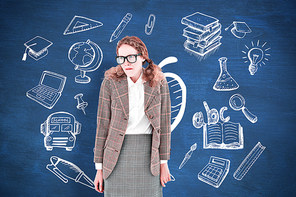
[181,12,222,56]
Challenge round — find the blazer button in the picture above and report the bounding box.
[149,115,154,119]
[124,117,128,120]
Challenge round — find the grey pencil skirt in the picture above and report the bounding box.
[104,134,162,197]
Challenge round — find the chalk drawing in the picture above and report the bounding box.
[145,14,156,35]
[220,107,230,123]
[225,21,251,39]
[68,39,103,84]
[109,13,132,42]
[26,71,66,109]
[22,36,53,61]
[242,40,271,75]
[63,16,103,35]
[179,143,197,169]
[181,12,222,59]
[229,94,257,123]
[158,56,186,132]
[203,101,219,125]
[40,112,81,151]
[193,102,230,129]
[74,93,88,115]
[46,156,95,189]
[198,156,230,188]
[203,121,243,150]
[213,57,239,91]
[233,142,265,180]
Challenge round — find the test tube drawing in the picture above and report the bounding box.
[233,142,265,180]
[109,13,132,42]
[46,156,95,189]
[179,143,197,169]
[145,14,156,35]
[74,93,88,115]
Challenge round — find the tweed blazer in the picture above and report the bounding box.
[94,75,171,180]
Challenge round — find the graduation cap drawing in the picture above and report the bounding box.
[225,21,252,39]
[22,36,53,61]
[63,16,103,35]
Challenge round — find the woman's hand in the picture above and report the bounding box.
[94,170,104,193]
[160,163,171,187]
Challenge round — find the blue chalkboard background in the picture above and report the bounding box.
[1,0,296,196]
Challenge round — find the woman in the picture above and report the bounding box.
[94,36,171,197]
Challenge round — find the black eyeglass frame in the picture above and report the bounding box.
[115,53,142,65]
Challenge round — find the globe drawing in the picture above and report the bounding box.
[68,39,103,84]
[68,42,95,68]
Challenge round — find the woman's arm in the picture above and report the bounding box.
[159,78,172,187]
[93,78,112,192]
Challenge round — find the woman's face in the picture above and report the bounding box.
[118,44,144,83]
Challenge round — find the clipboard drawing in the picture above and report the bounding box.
[46,156,95,189]
[63,16,103,35]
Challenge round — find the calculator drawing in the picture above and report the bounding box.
[198,156,230,188]
[26,71,67,109]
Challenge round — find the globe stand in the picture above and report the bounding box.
[75,70,91,84]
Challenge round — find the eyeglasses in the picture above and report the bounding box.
[115,53,142,65]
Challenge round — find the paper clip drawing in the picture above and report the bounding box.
[158,56,186,132]
[46,156,95,189]
[74,93,88,115]
[229,94,257,123]
[68,39,103,84]
[242,40,271,75]
[109,13,132,42]
[179,143,197,169]
[40,112,81,151]
[145,14,156,35]
[198,156,230,188]
[203,121,243,149]
[22,36,53,61]
[233,142,265,180]
[213,57,239,91]
[181,12,222,59]
[63,15,103,35]
[225,21,251,39]
[26,71,66,109]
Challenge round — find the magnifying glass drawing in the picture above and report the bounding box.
[229,94,257,123]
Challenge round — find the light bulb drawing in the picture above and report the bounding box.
[242,40,271,75]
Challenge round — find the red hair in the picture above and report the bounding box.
[105,36,164,87]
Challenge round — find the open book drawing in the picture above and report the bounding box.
[203,121,243,149]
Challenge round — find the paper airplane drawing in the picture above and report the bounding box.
[63,16,103,35]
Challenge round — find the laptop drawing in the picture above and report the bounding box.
[26,71,67,109]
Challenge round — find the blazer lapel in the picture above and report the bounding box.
[112,77,129,118]
[144,81,159,110]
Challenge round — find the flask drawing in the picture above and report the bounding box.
[213,57,239,91]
